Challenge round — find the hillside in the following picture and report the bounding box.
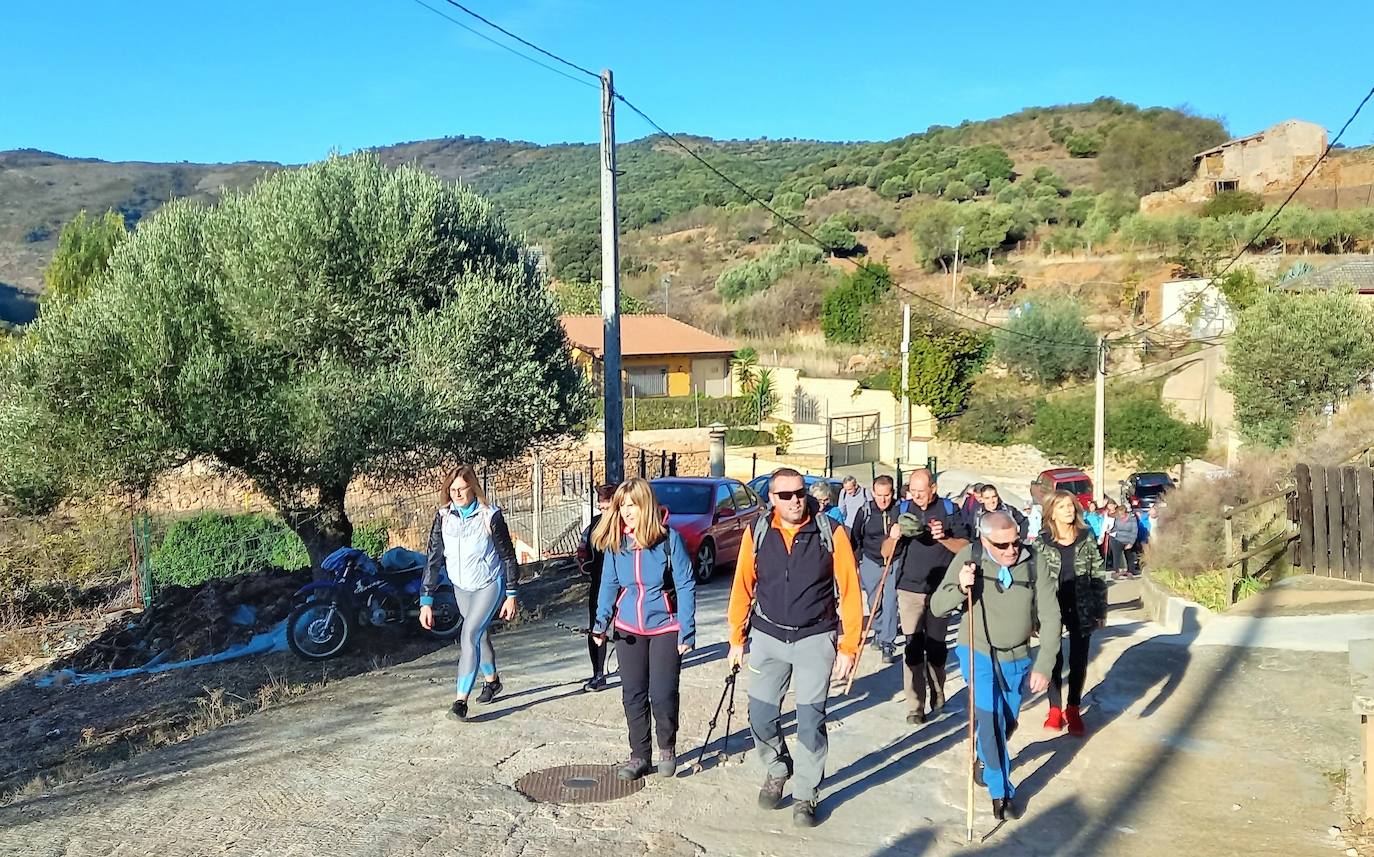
[0,97,1225,318]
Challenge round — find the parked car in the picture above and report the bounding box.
[1030,467,1095,511]
[1120,472,1176,509]
[651,477,765,583]
[747,474,845,509]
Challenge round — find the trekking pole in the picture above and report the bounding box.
[966,581,976,844]
[844,548,896,695]
[718,666,740,766]
[690,665,740,773]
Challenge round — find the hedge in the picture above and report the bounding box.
[597,395,759,430]
[725,428,775,447]
[151,512,310,589]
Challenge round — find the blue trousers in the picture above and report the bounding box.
[859,556,899,647]
[957,646,1030,800]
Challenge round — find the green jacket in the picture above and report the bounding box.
[931,542,1062,676]
[1037,526,1108,630]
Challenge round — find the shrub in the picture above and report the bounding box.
[726,428,775,447]
[600,395,757,430]
[1200,190,1262,218]
[1065,131,1102,158]
[0,509,129,624]
[151,513,310,589]
[943,180,973,202]
[946,392,1039,445]
[878,176,912,200]
[964,271,1025,303]
[351,519,390,558]
[994,298,1098,385]
[715,241,824,301]
[820,262,893,344]
[1030,385,1209,469]
[773,423,793,455]
[814,217,861,256]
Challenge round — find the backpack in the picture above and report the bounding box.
[752,506,836,556]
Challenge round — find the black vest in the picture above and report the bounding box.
[752,516,837,643]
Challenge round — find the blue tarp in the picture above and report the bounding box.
[35,620,289,688]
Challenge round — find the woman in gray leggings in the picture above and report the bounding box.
[420,464,519,721]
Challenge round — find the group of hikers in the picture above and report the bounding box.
[417,463,1147,828]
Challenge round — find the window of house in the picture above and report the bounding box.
[1213,180,1238,194]
[625,365,668,397]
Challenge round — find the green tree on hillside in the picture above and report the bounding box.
[1097,112,1229,195]
[820,262,892,344]
[0,154,590,562]
[896,323,992,417]
[1223,290,1374,447]
[42,210,128,305]
[995,298,1098,385]
[1031,385,1208,469]
[554,280,652,315]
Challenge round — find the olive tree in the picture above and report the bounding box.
[0,154,590,563]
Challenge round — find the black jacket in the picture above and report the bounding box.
[752,514,839,643]
[849,499,902,564]
[893,498,971,594]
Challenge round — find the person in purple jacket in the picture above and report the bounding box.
[591,477,697,781]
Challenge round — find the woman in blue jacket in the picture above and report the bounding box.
[590,477,696,781]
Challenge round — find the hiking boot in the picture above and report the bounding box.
[657,748,677,778]
[477,677,503,704]
[582,674,607,693]
[792,800,818,827]
[1044,706,1065,731]
[758,774,788,809]
[973,759,985,787]
[906,710,926,726]
[446,699,469,721]
[1065,705,1085,737]
[616,758,652,781]
[879,642,897,663]
[992,797,1020,821]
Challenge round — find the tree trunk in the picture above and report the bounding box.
[284,481,353,572]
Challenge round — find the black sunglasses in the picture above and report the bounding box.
[773,489,806,501]
[986,539,1019,550]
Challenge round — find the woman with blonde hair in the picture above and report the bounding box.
[1036,489,1108,737]
[420,465,519,722]
[590,478,696,781]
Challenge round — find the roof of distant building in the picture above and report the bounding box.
[1282,258,1374,294]
[560,314,737,358]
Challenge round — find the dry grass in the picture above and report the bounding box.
[746,330,867,379]
[1146,393,1374,577]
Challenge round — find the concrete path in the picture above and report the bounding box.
[0,577,1355,857]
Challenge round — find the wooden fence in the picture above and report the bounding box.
[1294,463,1374,582]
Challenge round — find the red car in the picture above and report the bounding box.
[651,477,764,583]
[1030,467,1096,511]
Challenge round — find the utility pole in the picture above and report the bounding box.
[1093,336,1107,505]
[600,68,624,484]
[900,303,911,462]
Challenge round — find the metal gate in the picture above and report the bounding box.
[1295,462,1374,583]
[827,413,880,468]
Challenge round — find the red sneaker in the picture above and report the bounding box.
[1044,706,1065,731]
[1066,705,1085,736]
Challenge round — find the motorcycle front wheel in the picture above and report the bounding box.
[423,590,464,640]
[286,600,353,659]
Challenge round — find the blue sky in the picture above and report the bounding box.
[6,0,1371,164]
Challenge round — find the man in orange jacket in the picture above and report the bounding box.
[727,468,864,828]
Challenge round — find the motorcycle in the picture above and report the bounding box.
[286,546,462,660]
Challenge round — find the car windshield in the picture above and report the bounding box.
[653,483,713,515]
[1136,483,1168,497]
[1060,479,1093,495]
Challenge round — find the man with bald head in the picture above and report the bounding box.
[885,467,970,723]
[932,510,1060,821]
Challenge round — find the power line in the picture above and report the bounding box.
[409,0,597,89]
[435,0,601,81]
[1115,83,1374,341]
[612,93,1102,352]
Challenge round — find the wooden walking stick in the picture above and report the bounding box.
[966,574,976,843]
[844,539,897,695]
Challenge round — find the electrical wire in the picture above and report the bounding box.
[435,0,602,80]
[409,0,598,89]
[613,93,1102,352]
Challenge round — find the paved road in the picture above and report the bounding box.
[0,580,1355,857]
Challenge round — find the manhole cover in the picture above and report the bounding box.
[515,764,645,804]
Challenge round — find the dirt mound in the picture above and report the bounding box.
[51,568,306,673]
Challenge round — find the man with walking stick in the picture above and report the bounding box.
[726,468,864,828]
[931,511,1060,823]
[886,468,969,725]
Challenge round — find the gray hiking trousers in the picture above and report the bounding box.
[745,629,837,802]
